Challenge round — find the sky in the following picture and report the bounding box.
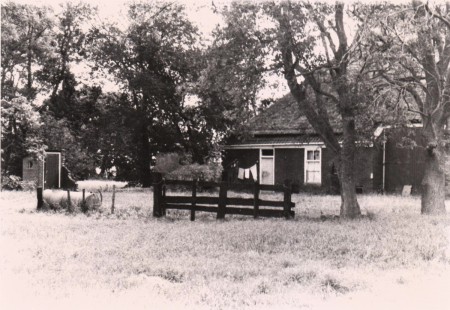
[15,0,289,104]
[8,0,242,102]
[11,0,224,36]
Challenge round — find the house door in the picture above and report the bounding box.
[44,153,60,189]
[260,149,274,185]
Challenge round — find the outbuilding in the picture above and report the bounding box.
[23,150,72,189]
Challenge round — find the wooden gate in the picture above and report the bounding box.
[153,176,295,220]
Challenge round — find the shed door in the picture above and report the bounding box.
[45,153,60,189]
[260,149,274,185]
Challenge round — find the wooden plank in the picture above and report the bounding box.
[222,207,295,218]
[164,180,194,186]
[164,196,218,204]
[197,181,220,188]
[225,198,293,208]
[226,183,285,192]
[227,183,254,191]
[217,182,227,219]
[260,200,294,207]
[164,196,294,208]
[164,180,285,192]
[164,204,294,218]
[165,180,221,189]
[191,179,197,221]
[225,197,254,206]
[259,184,286,192]
[165,204,217,213]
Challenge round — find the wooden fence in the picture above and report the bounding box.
[152,176,295,220]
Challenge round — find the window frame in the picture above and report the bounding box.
[304,146,322,185]
[261,149,274,158]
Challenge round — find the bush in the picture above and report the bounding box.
[1,175,22,190]
[166,162,223,182]
[20,180,37,191]
[153,153,181,174]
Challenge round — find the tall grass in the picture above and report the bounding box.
[1,190,449,309]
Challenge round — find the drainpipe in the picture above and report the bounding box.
[382,136,386,193]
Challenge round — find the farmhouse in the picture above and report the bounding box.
[223,94,450,194]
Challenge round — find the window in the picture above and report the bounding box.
[305,148,321,184]
[27,161,33,169]
[261,149,274,157]
[307,150,320,161]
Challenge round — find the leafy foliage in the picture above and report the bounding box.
[166,162,223,182]
[39,112,96,179]
[1,174,22,190]
[88,2,206,185]
[1,2,53,100]
[1,97,44,176]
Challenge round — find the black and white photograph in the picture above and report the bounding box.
[1,0,450,309]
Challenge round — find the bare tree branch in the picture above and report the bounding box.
[425,2,450,30]
[381,73,426,115]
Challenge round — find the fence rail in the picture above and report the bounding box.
[153,175,295,220]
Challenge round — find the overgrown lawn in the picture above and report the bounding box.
[1,190,449,309]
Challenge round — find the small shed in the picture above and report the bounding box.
[23,151,61,189]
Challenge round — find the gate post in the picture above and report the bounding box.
[191,179,197,221]
[283,180,292,219]
[37,187,43,210]
[152,172,163,217]
[253,182,260,218]
[217,182,227,220]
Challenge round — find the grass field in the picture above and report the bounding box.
[1,188,450,309]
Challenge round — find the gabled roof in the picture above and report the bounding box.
[226,134,344,148]
[225,93,342,148]
[226,92,426,149]
[247,93,342,135]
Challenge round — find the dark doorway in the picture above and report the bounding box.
[44,153,60,189]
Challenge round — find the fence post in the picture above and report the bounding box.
[253,182,260,218]
[283,180,292,219]
[111,185,116,214]
[152,172,163,217]
[67,190,72,213]
[81,189,87,213]
[191,179,197,221]
[37,187,43,210]
[162,182,167,216]
[217,182,227,220]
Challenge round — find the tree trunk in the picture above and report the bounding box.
[338,116,361,218]
[421,143,446,214]
[137,120,152,188]
[26,35,33,100]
